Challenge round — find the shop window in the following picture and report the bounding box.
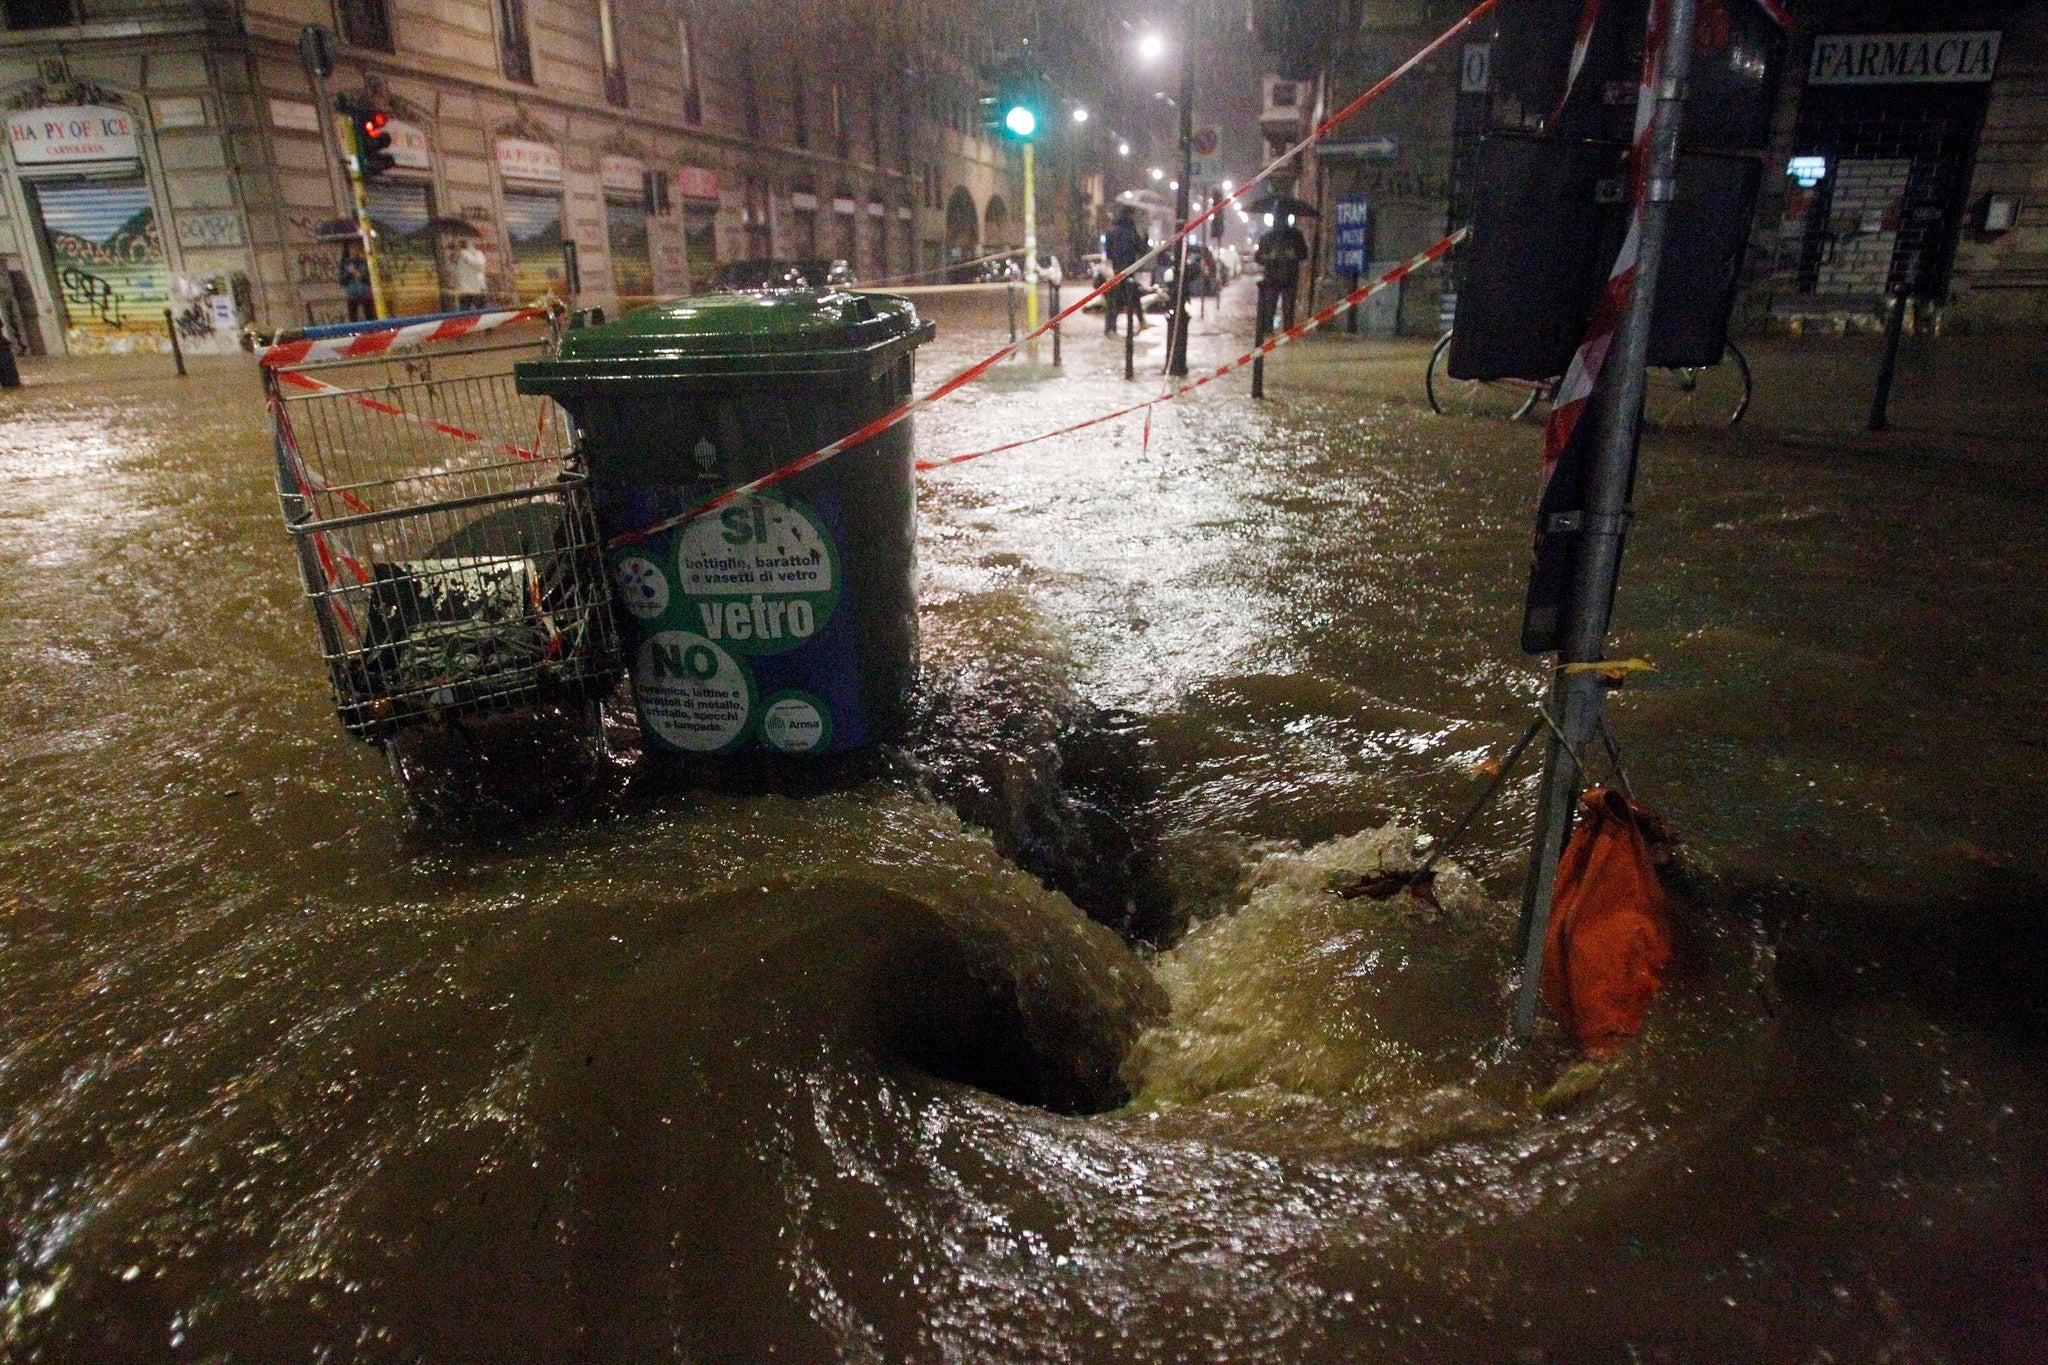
[677,14,702,125]
[495,0,533,83]
[606,198,652,305]
[6,0,78,28]
[365,180,444,314]
[503,189,565,298]
[598,0,626,105]
[335,0,392,53]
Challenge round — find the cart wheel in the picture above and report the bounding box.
[1427,330,1549,421]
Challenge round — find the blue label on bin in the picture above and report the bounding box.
[603,484,867,755]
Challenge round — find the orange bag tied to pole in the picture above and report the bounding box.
[1541,786,1674,1055]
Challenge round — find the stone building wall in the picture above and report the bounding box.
[0,0,1083,350]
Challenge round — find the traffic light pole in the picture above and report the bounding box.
[1168,40,1194,378]
[1513,0,1698,1039]
[1023,141,1039,348]
[342,129,390,321]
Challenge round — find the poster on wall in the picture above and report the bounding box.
[34,181,169,354]
[503,190,566,302]
[365,180,444,316]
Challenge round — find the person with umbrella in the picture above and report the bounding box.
[1254,205,1311,334]
[1105,206,1148,337]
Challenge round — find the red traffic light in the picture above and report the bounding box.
[361,110,388,138]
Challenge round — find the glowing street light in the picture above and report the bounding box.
[1137,31,1165,63]
[1118,141,1130,156]
[1072,107,1089,124]
[1149,166,1164,180]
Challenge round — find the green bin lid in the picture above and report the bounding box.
[515,290,933,395]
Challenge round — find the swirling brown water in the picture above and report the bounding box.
[2,292,2045,1361]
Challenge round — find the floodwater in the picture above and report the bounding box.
[2,283,2045,1362]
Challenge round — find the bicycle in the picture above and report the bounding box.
[1426,329,1753,429]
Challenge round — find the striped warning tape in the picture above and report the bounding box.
[256,306,550,369]
[1541,0,1671,476]
[915,230,1466,473]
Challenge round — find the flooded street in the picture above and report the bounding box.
[3,283,2046,1362]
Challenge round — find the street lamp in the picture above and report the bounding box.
[1137,31,1165,63]
[1072,107,1089,124]
[1149,166,1164,180]
[1118,141,1130,156]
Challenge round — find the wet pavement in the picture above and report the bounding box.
[1,280,2045,1361]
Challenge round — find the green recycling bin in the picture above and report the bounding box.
[516,291,934,758]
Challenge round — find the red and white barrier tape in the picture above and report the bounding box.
[1541,0,1671,476]
[604,0,1503,550]
[1548,0,1605,126]
[270,393,368,639]
[274,366,544,464]
[917,231,1466,473]
[256,306,549,369]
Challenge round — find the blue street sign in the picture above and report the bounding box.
[1320,134,1400,160]
[1333,195,1370,275]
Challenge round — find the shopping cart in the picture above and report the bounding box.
[264,311,622,744]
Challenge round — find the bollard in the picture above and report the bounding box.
[0,333,18,390]
[164,308,187,377]
[1006,284,1017,345]
[1048,280,1061,367]
[1251,290,1268,399]
[1869,289,1909,433]
[1124,301,1136,381]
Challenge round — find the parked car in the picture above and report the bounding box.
[700,258,856,292]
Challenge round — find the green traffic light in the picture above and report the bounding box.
[1004,105,1037,138]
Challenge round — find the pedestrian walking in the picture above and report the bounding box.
[339,242,375,323]
[1255,215,1309,333]
[1104,207,1148,337]
[454,238,489,311]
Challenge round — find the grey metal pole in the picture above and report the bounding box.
[1168,34,1193,378]
[1869,247,1918,432]
[1251,288,1267,399]
[164,308,186,376]
[1049,278,1061,365]
[1513,0,1699,1039]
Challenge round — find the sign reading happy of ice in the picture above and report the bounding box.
[7,106,139,165]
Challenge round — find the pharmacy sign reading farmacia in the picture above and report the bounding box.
[1809,31,2001,86]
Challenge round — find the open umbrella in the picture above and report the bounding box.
[1248,193,1320,220]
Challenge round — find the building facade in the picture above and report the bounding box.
[1262,0,2048,337]
[0,0,1102,355]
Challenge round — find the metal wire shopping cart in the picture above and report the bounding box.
[264,313,622,744]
